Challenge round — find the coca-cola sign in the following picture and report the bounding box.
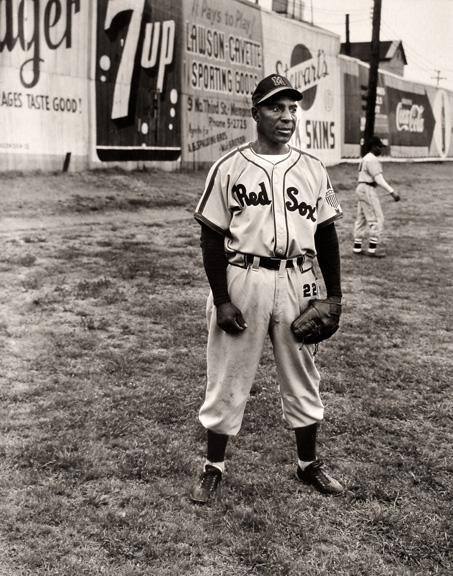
[387,87,434,147]
[395,99,425,132]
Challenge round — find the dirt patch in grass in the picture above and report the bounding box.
[0,164,452,575]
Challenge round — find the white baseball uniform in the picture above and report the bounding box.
[195,143,343,436]
[354,152,385,243]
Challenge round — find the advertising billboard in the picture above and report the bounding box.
[343,62,390,153]
[341,57,453,159]
[261,11,342,165]
[94,0,181,162]
[181,0,263,166]
[0,0,89,170]
[385,73,451,158]
[432,89,452,158]
[1,3,452,171]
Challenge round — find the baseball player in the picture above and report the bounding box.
[353,136,400,258]
[190,74,344,504]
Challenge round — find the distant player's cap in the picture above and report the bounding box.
[252,74,303,106]
[369,136,385,148]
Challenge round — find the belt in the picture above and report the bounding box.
[244,254,306,270]
[358,181,377,187]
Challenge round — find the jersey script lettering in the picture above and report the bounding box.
[285,187,317,221]
[232,182,272,207]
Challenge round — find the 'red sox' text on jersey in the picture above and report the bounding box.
[195,144,343,260]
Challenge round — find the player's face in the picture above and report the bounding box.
[253,96,298,147]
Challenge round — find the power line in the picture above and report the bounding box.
[380,19,444,71]
[312,7,370,14]
[380,17,449,69]
[316,17,371,25]
[379,20,449,87]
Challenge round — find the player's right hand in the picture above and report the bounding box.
[216,302,248,334]
[391,191,400,202]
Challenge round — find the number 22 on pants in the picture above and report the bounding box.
[303,283,318,298]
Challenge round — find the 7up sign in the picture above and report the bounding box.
[95,0,181,162]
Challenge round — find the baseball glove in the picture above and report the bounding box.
[291,298,342,345]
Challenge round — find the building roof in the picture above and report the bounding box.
[340,40,407,65]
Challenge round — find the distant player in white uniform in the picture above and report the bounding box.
[353,136,400,258]
[190,74,344,503]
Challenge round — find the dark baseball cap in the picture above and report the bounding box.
[369,136,385,148]
[252,74,303,106]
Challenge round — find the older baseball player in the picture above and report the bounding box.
[190,74,344,504]
[353,136,400,258]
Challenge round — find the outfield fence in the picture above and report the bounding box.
[0,0,451,172]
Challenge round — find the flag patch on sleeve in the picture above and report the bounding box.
[326,188,341,212]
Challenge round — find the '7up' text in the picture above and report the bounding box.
[103,0,175,119]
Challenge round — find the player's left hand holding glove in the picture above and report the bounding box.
[291,298,342,345]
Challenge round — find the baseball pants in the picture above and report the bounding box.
[353,183,384,243]
[199,262,324,436]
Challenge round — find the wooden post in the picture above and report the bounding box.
[63,152,72,172]
[345,14,350,55]
[362,0,382,155]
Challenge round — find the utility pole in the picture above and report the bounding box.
[345,14,351,55]
[362,0,382,155]
[431,69,446,87]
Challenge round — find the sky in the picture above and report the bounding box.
[307,0,453,91]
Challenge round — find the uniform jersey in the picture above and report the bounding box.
[358,152,382,184]
[195,143,342,259]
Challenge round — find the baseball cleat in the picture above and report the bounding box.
[190,465,222,504]
[296,460,344,495]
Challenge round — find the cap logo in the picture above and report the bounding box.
[251,74,303,105]
[271,75,287,87]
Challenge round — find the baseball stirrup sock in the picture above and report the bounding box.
[353,239,362,253]
[294,423,318,462]
[207,429,229,463]
[205,460,225,473]
[368,238,378,254]
[298,459,315,471]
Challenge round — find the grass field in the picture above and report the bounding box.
[0,162,452,576]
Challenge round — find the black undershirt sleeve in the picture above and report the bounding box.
[200,223,230,306]
[314,223,342,299]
